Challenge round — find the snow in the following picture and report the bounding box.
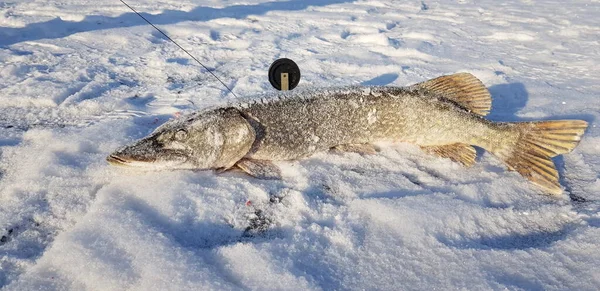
[1,0,599,290]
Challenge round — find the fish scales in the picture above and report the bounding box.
[107,73,588,195]
[239,86,507,160]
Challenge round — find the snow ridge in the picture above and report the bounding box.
[1,0,599,290]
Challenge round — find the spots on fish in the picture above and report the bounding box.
[233,126,250,143]
[361,87,371,96]
[310,134,321,143]
[367,108,378,125]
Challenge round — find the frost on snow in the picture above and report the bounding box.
[1,0,599,290]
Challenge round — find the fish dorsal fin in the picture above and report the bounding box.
[413,73,492,116]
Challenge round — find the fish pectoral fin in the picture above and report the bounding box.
[332,143,378,155]
[236,159,282,180]
[421,143,477,167]
[413,73,492,116]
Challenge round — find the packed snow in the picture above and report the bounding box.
[1,0,599,290]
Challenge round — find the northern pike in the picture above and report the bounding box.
[107,73,588,195]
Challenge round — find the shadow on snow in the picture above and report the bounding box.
[0,0,355,46]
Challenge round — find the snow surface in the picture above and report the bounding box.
[1,0,600,290]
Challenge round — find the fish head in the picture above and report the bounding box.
[107,107,256,170]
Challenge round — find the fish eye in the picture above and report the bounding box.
[175,129,188,140]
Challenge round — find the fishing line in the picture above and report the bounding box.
[119,0,239,98]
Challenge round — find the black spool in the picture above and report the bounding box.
[268,58,300,91]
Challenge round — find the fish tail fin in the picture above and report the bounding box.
[495,120,588,195]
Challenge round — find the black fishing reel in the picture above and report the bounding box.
[268,58,300,91]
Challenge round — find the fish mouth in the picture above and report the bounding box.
[107,154,136,166]
[107,136,192,168]
[106,152,159,166]
[106,148,191,168]
[106,137,163,167]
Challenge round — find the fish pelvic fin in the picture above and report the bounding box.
[413,73,492,116]
[236,159,282,180]
[496,120,588,195]
[421,143,476,167]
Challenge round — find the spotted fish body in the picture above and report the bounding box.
[108,73,588,195]
[240,86,501,160]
